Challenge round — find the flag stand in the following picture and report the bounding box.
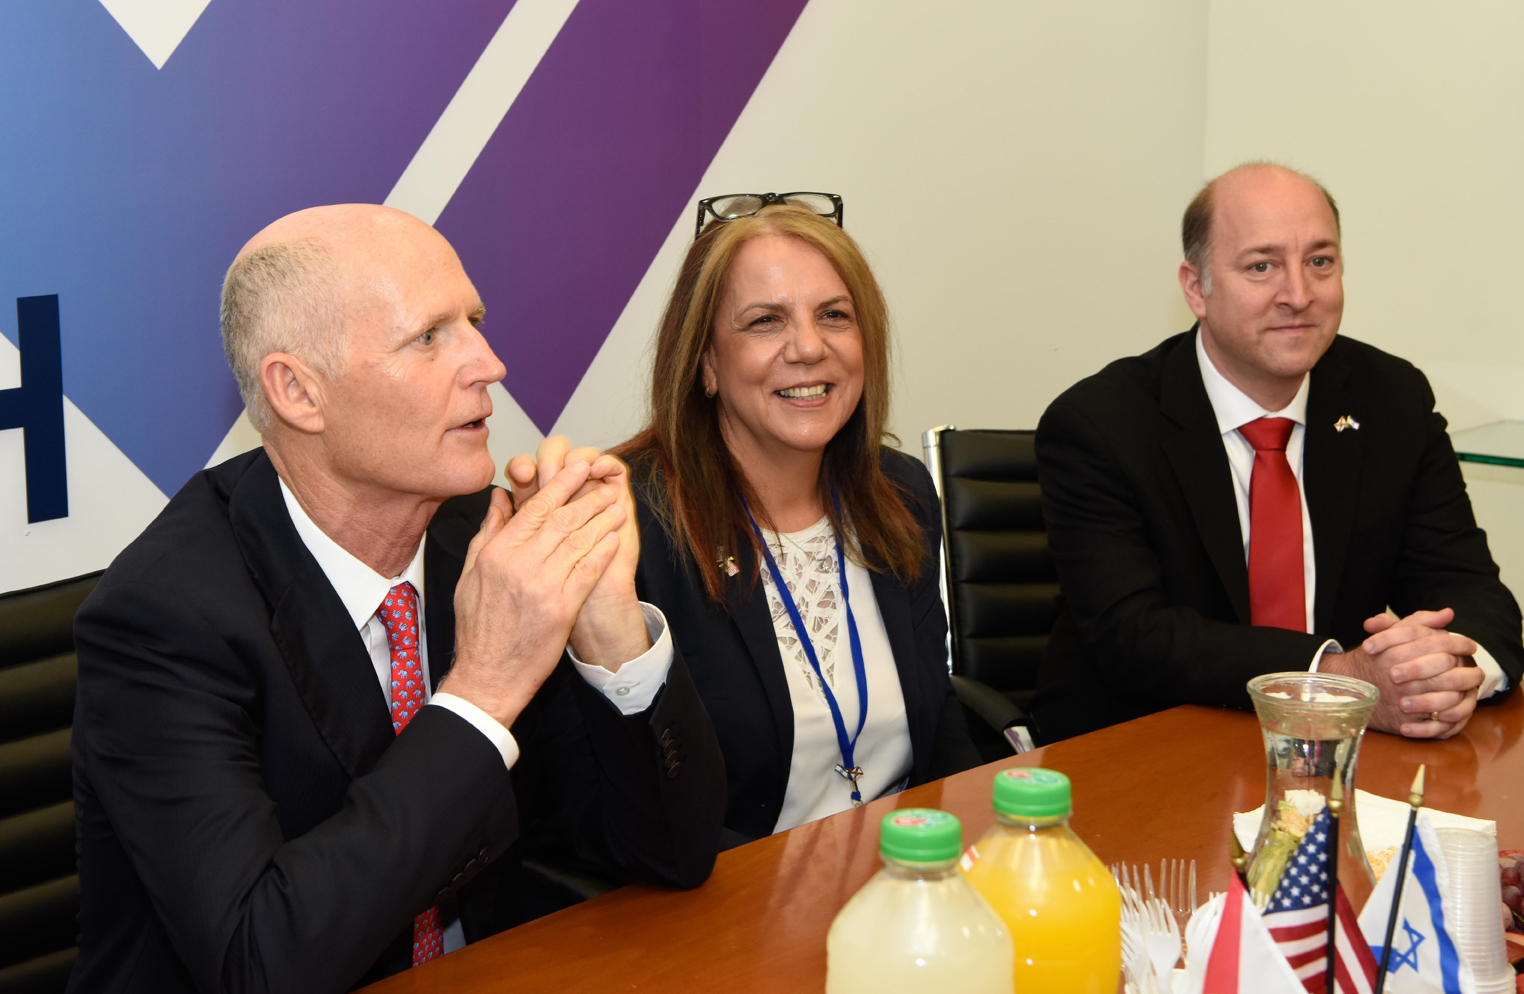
[1373,765,1426,994]
[1325,774,1344,994]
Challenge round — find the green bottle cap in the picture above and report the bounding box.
[878,808,962,863]
[992,767,1072,818]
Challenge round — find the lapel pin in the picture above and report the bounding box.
[1334,415,1360,433]
[716,554,739,577]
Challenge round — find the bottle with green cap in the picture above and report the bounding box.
[960,768,1121,992]
[826,808,1013,993]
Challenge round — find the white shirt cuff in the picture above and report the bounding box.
[568,602,673,716]
[1309,633,1508,699]
[428,692,520,770]
[1459,640,1508,699]
[1308,639,1343,672]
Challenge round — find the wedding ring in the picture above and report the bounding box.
[1429,711,1440,722]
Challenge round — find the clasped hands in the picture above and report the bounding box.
[438,437,649,730]
[1320,607,1485,739]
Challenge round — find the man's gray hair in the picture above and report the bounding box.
[220,240,347,431]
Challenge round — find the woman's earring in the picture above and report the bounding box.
[704,384,717,399]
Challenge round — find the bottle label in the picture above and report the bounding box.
[959,843,980,872]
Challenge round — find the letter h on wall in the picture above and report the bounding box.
[0,295,68,522]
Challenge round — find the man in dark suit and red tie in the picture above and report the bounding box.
[1033,163,1524,742]
[67,204,725,993]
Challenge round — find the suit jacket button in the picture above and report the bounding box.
[665,761,682,778]
[659,729,672,747]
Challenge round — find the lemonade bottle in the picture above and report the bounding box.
[960,768,1121,993]
[826,808,1013,993]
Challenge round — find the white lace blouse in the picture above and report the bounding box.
[757,516,912,833]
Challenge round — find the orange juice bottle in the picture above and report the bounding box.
[960,768,1121,993]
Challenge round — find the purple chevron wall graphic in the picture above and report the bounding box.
[436,0,809,431]
[0,0,809,495]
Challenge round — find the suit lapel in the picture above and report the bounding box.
[867,568,929,773]
[228,453,394,780]
[1303,343,1363,633]
[725,541,796,765]
[1159,331,1253,622]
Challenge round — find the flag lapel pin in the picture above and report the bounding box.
[1334,415,1361,433]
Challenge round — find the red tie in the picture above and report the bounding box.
[1237,418,1306,631]
[376,582,444,966]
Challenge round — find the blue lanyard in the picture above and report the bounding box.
[744,499,869,806]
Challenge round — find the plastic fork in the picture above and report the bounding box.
[1113,863,1182,992]
[1153,858,1197,928]
[1142,889,1182,986]
[1112,864,1155,993]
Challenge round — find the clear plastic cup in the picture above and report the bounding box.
[1434,828,1512,987]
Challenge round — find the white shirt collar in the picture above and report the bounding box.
[1195,327,1310,435]
[278,477,427,631]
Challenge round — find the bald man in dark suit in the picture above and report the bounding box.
[1034,165,1522,742]
[69,205,725,993]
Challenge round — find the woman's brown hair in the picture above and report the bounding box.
[616,204,923,604]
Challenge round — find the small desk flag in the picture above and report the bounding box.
[1356,812,1468,994]
[1199,872,1307,993]
[1261,807,1377,992]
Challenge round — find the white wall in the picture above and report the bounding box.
[679,0,1210,452]
[1202,0,1524,592]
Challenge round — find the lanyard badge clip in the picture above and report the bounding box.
[835,764,867,807]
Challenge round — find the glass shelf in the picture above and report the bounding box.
[1452,420,1524,468]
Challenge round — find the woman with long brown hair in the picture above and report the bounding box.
[516,194,978,845]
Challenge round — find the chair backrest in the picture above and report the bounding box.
[922,428,1058,705]
[0,571,101,993]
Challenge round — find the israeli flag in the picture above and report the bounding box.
[1356,812,1474,994]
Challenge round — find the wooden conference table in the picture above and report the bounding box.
[364,694,1524,993]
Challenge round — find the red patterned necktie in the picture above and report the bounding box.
[375,581,444,966]
[1237,417,1306,631]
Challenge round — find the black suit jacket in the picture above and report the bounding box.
[1034,329,1524,741]
[67,450,726,994]
[630,448,981,843]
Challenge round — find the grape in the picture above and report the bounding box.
[1505,866,1523,888]
[1503,884,1523,912]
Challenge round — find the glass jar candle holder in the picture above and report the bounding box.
[1245,671,1379,913]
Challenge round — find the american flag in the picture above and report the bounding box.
[1263,808,1378,993]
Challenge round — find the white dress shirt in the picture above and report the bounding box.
[1194,331,1507,698]
[759,518,912,834]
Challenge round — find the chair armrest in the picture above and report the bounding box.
[950,675,1038,753]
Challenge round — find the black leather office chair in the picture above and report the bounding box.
[0,571,99,994]
[923,427,1059,762]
